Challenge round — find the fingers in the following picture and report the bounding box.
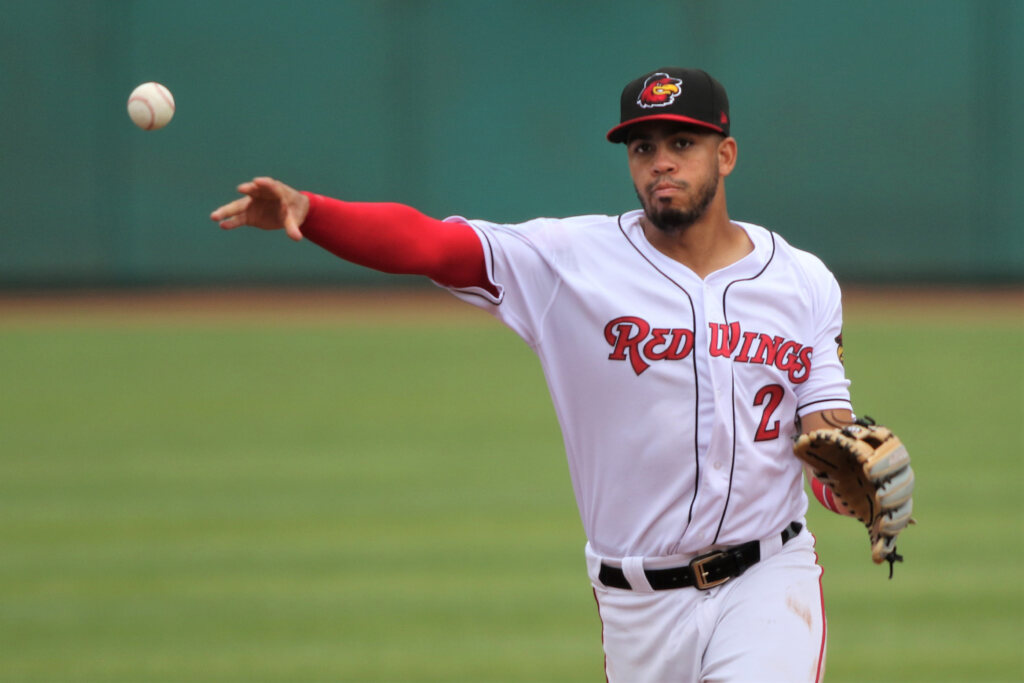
[209,195,252,229]
[216,214,249,230]
[248,177,300,206]
[239,177,273,198]
[211,177,306,239]
[210,180,265,227]
[283,214,304,241]
[250,176,278,190]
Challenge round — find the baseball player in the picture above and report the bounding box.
[211,67,914,682]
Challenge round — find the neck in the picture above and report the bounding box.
[640,191,751,279]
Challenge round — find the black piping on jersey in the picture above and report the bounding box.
[713,230,777,545]
[797,396,853,414]
[616,214,702,538]
[448,227,504,305]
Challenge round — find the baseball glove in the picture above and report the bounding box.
[793,417,914,575]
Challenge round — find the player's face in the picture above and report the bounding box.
[626,123,729,233]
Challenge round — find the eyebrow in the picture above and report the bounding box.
[627,129,700,145]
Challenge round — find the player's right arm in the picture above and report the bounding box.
[210,177,492,292]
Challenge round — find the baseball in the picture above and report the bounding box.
[127,82,175,130]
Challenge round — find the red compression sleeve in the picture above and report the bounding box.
[299,192,493,293]
[811,477,841,514]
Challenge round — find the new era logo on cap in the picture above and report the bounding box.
[607,67,730,143]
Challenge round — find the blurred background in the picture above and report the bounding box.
[1,0,1021,288]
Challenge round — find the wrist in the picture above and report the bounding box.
[811,477,840,513]
[299,191,321,224]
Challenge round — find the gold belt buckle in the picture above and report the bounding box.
[690,551,731,590]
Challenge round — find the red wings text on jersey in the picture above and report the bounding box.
[604,316,812,383]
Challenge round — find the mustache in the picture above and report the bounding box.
[645,178,689,193]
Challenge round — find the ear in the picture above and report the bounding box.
[717,137,738,177]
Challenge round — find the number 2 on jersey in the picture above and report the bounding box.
[753,384,785,441]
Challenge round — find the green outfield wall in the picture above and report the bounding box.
[1,0,1021,287]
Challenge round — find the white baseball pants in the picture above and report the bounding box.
[587,528,827,682]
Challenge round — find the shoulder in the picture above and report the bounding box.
[458,213,621,231]
[739,222,838,285]
[447,213,623,245]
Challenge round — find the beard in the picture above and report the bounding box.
[637,167,720,234]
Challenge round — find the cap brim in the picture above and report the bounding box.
[606,114,725,143]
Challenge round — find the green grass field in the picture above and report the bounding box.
[1,290,1021,682]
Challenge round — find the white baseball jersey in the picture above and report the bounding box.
[443,209,851,560]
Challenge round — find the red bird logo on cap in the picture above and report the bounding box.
[637,73,683,108]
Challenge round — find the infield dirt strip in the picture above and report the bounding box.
[0,286,1020,326]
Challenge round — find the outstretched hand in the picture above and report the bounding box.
[210,177,309,242]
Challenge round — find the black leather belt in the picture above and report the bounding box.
[598,522,803,591]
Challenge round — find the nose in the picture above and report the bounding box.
[651,145,677,175]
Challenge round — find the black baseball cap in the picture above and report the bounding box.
[606,67,730,143]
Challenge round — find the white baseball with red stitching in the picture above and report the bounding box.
[127,82,175,130]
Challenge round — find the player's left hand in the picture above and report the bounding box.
[210,176,309,242]
[794,418,915,573]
